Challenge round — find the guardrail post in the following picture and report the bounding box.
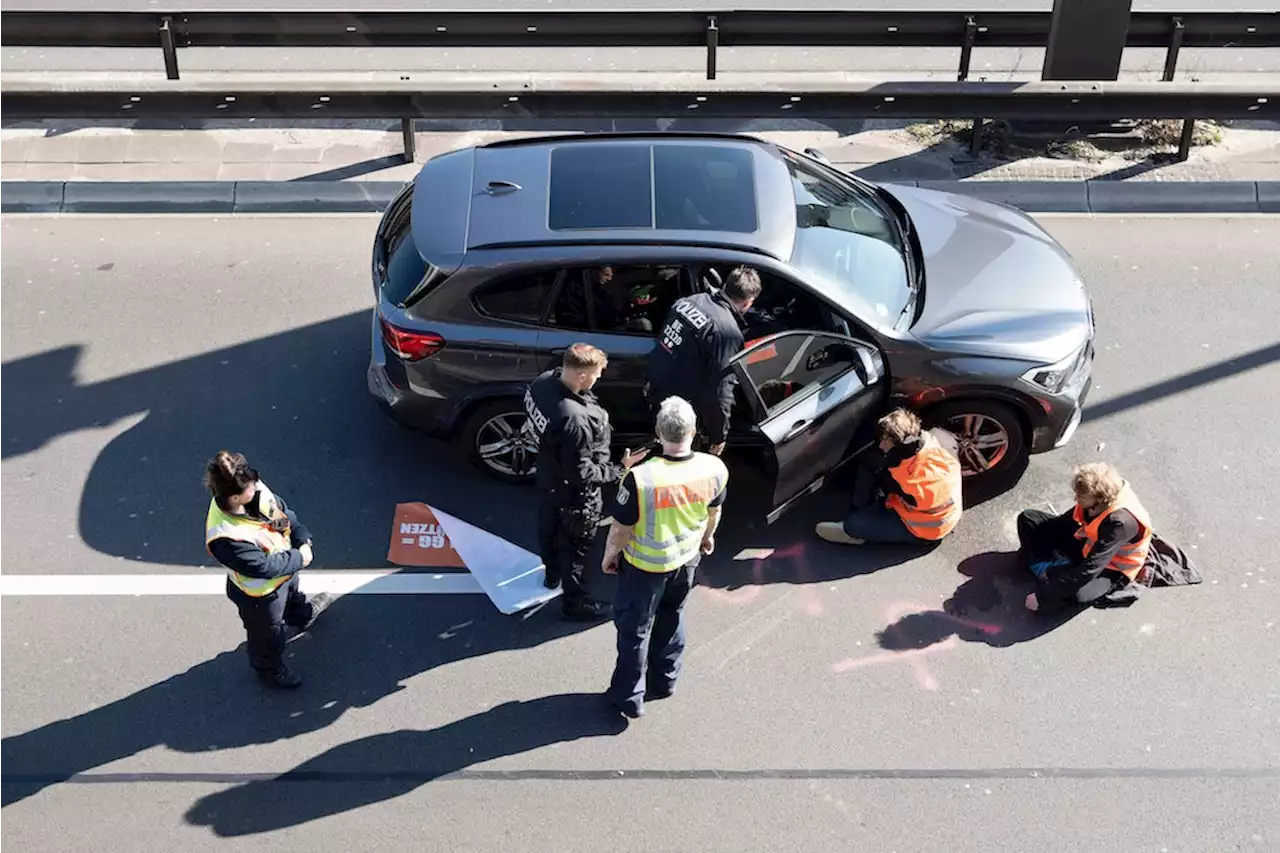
[1162,16,1185,81]
[1043,0,1132,80]
[706,16,719,81]
[958,16,978,82]
[401,119,416,162]
[159,16,179,80]
[1176,118,1195,162]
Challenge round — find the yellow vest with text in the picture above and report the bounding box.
[623,453,729,573]
[205,481,294,597]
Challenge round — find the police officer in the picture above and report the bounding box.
[646,265,763,455]
[601,396,729,719]
[526,343,649,621]
[204,451,331,688]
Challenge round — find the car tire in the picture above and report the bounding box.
[922,399,1028,491]
[458,399,539,485]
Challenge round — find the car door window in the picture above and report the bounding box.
[739,331,863,418]
[473,272,558,325]
[547,265,687,336]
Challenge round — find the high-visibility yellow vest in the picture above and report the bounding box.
[205,481,294,597]
[623,453,729,573]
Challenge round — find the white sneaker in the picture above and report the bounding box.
[815,522,865,545]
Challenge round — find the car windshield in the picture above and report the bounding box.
[783,152,911,326]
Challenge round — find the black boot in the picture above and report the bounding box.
[563,598,613,622]
[258,664,303,689]
[290,592,333,633]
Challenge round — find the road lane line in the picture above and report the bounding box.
[0,571,485,597]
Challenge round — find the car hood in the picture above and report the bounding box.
[881,183,1091,362]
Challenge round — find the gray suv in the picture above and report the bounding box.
[367,132,1093,521]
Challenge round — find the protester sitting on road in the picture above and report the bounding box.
[204,451,331,689]
[814,408,963,546]
[1019,462,1154,613]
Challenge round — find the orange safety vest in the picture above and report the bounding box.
[1072,482,1153,581]
[884,431,963,540]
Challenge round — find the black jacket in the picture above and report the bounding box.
[1039,507,1141,609]
[525,368,624,498]
[208,491,313,581]
[647,290,746,444]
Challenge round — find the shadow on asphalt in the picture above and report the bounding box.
[0,311,531,569]
[182,692,628,836]
[0,595,602,808]
[874,550,1084,651]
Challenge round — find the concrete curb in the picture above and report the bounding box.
[4,180,1280,215]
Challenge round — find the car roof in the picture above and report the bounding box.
[409,132,799,273]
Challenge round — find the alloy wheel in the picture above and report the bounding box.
[475,412,539,478]
[944,413,1010,477]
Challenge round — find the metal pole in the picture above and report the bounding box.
[958,16,977,82]
[1162,17,1185,81]
[1043,0,1133,81]
[1176,118,1195,161]
[706,16,719,81]
[159,16,179,80]
[401,118,416,162]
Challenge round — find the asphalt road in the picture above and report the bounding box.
[3,0,1275,81]
[3,211,1280,852]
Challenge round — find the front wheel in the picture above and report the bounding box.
[458,399,538,485]
[923,400,1028,491]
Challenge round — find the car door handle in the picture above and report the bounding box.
[783,419,810,441]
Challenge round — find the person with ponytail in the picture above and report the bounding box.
[204,451,330,688]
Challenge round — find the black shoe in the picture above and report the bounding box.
[257,665,303,689]
[290,592,332,632]
[609,699,644,720]
[644,686,674,702]
[543,572,562,590]
[562,599,612,621]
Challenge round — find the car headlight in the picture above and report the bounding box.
[1022,344,1088,395]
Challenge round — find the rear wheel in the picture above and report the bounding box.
[923,400,1028,490]
[458,399,538,485]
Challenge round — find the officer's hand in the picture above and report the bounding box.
[708,442,726,456]
[299,543,314,568]
[700,536,715,555]
[602,552,620,575]
[622,447,650,469]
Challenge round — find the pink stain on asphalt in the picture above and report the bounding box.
[701,541,827,614]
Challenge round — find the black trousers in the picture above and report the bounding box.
[608,556,697,716]
[1016,509,1083,564]
[1016,509,1123,606]
[537,491,602,609]
[226,575,314,673]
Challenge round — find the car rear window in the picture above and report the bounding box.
[548,143,757,233]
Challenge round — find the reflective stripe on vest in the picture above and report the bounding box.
[205,481,294,597]
[884,431,964,541]
[622,453,729,573]
[1072,482,1153,581]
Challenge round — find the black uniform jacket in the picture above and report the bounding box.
[525,368,624,499]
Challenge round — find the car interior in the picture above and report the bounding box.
[548,264,686,335]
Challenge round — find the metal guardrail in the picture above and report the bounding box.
[2,9,1278,82]
[3,76,1275,161]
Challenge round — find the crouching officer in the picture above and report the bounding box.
[601,396,729,719]
[815,408,963,545]
[646,265,762,455]
[204,451,331,689]
[526,343,649,621]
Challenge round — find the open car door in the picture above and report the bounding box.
[730,331,889,524]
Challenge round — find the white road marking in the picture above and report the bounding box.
[0,571,484,597]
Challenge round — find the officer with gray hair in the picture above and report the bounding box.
[600,396,729,719]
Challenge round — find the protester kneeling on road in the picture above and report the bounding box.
[815,408,963,546]
[526,343,650,621]
[601,396,729,720]
[1019,461,1157,613]
[204,451,331,689]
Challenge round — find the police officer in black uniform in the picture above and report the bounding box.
[525,343,649,620]
[646,265,763,455]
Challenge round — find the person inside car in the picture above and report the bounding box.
[815,408,963,545]
[646,265,763,456]
[1020,462,1154,613]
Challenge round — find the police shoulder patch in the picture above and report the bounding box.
[615,483,630,505]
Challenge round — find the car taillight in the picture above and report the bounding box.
[380,316,445,361]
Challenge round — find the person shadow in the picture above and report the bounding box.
[183,692,628,836]
[875,550,1085,652]
[0,594,597,808]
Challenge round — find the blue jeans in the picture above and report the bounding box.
[842,503,920,544]
[607,557,697,715]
